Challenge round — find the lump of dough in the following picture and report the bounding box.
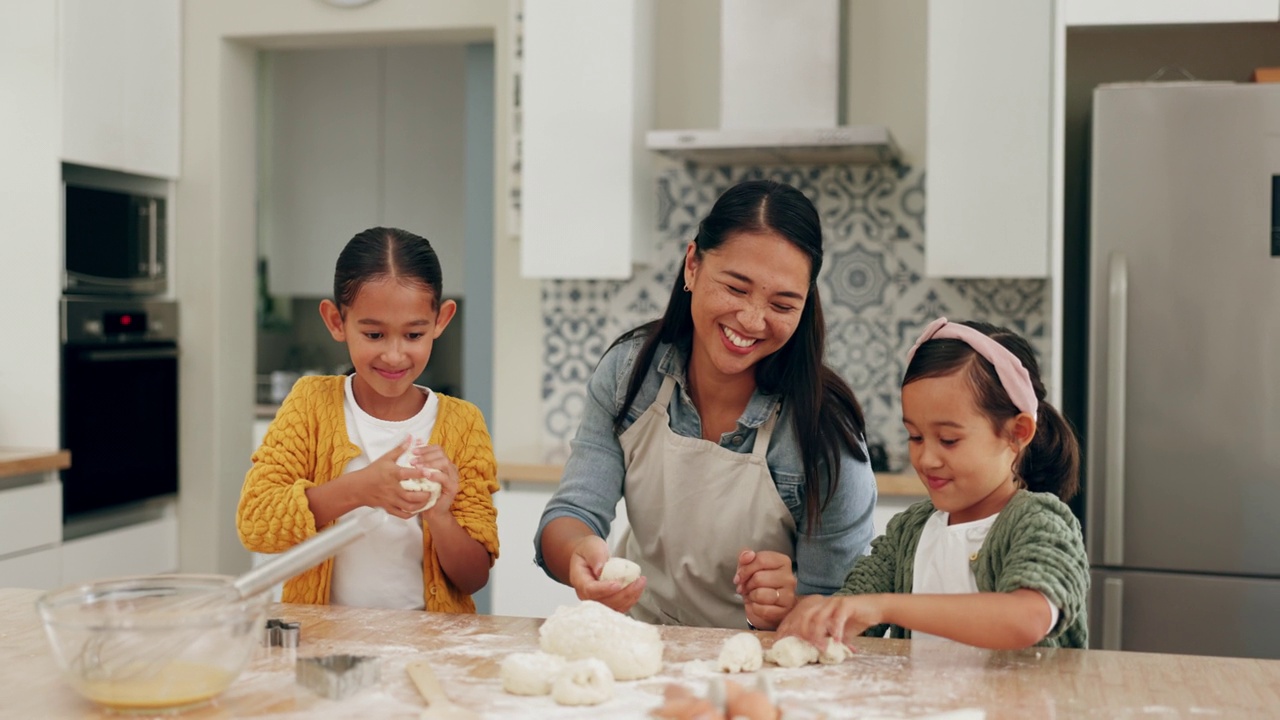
[763,636,819,668]
[398,477,442,511]
[599,557,641,587]
[396,439,442,511]
[551,658,614,706]
[500,651,565,696]
[818,638,851,665]
[717,633,763,673]
[539,601,664,680]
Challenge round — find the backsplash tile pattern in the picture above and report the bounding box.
[540,161,1048,471]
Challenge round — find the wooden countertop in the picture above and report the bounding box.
[0,448,70,479]
[499,460,927,497]
[3,587,1277,718]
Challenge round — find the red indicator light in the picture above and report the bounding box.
[121,315,132,326]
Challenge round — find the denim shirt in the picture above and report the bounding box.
[535,336,878,596]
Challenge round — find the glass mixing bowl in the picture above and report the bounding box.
[37,574,269,713]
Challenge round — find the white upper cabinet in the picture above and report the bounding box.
[61,0,181,179]
[1065,0,1279,26]
[261,45,468,298]
[925,0,1054,277]
[520,0,654,279]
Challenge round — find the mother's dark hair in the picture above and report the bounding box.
[610,179,867,530]
[902,320,1080,500]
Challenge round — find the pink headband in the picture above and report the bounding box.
[905,317,1038,417]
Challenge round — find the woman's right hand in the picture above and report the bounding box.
[567,535,647,614]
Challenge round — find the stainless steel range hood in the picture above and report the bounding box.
[646,0,900,166]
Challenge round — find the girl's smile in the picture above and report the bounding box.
[902,371,1025,525]
[320,277,456,421]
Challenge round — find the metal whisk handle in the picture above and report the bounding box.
[233,507,390,599]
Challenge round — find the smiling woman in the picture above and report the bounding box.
[535,180,878,630]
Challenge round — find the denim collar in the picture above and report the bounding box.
[654,341,781,430]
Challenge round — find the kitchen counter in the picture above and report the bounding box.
[500,460,928,498]
[0,448,70,479]
[3,587,1277,718]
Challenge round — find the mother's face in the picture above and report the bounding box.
[683,231,812,380]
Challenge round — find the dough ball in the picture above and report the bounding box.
[717,632,763,673]
[398,477,442,512]
[550,658,614,706]
[499,651,565,696]
[818,638,851,665]
[599,557,641,587]
[763,636,819,668]
[395,439,442,511]
[539,601,664,680]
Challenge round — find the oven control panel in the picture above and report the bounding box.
[61,297,178,345]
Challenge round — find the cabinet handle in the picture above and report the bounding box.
[148,198,160,279]
[1102,577,1124,651]
[1103,253,1127,566]
[83,347,179,362]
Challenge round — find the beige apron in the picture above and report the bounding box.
[616,375,796,628]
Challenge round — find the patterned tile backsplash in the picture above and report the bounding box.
[539,160,1048,472]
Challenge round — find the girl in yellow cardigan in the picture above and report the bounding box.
[238,227,498,613]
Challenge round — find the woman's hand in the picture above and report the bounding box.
[567,534,647,614]
[777,593,886,647]
[733,549,798,630]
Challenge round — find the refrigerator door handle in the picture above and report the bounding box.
[1103,253,1128,566]
[1102,577,1124,650]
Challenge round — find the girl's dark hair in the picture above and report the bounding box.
[333,227,443,312]
[902,320,1080,501]
[610,179,867,531]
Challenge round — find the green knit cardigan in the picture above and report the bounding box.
[838,490,1090,648]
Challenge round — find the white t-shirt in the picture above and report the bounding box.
[329,375,439,609]
[911,510,1059,642]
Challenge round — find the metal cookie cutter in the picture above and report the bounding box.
[263,618,301,648]
[296,655,381,700]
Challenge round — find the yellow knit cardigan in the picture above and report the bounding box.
[237,375,499,612]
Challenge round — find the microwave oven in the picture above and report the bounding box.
[64,183,167,295]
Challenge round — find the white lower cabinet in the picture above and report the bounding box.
[0,547,62,590]
[491,483,577,618]
[61,516,179,585]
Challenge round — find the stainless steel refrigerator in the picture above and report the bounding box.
[1086,81,1280,659]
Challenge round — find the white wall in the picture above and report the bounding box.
[0,4,61,449]
[179,0,521,574]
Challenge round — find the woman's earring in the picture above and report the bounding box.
[683,284,691,292]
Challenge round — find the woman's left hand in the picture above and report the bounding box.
[733,549,798,630]
[412,444,459,520]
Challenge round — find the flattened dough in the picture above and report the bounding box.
[551,658,614,706]
[500,651,565,696]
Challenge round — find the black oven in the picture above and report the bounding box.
[64,184,167,296]
[60,297,179,519]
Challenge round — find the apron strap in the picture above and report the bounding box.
[751,401,781,459]
[654,374,678,411]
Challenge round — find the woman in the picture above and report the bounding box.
[535,179,877,629]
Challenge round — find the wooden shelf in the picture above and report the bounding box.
[0,449,70,479]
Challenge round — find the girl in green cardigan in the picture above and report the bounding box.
[779,318,1089,649]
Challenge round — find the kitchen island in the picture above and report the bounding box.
[4,588,1278,718]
